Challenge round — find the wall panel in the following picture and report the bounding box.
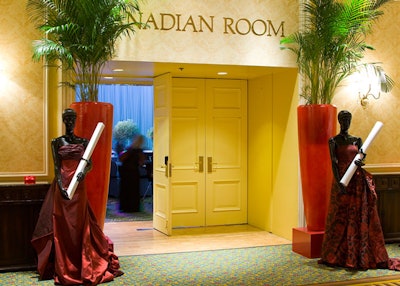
[0,0,47,178]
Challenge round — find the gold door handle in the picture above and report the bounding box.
[164,156,169,177]
[208,157,217,173]
[162,164,168,177]
[196,156,204,172]
[162,163,172,177]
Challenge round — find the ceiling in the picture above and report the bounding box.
[100,61,292,85]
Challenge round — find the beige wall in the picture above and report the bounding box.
[270,70,299,237]
[0,0,48,181]
[332,2,400,172]
[248,75,274,231]
[116,0,298,67]
[248,69,299,239]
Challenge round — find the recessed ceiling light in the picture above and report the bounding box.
[112,68,124,72]
[217,71,228,76]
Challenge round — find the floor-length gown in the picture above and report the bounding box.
[319,144,400,271]
[31,144,123,285]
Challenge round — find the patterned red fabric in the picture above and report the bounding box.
[32,144,123,285]
[319,144,400,271]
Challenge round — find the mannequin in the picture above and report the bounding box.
[52,108,91,199]
[319,110,400,271]
[32,108,123,285]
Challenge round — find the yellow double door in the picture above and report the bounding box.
[153,74,247,235]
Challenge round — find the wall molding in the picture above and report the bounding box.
[365,163,400,175]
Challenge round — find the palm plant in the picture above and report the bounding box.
[280,0,394,105]
[26,0,143,102]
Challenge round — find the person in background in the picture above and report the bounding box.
[319,110,400,271]
[31,108,123,285]
[118,134,145,212]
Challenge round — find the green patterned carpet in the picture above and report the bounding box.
[105,197,153,222]
[2,244,400,285]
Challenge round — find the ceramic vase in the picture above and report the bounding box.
[70,102,113,229]
[297,104,337,231]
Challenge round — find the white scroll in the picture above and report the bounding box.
[340,121,383,187]
[66,122,105,199]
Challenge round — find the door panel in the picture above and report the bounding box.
[170,78,206,227]
[205,79,247,225]
[212,118,242,166]
[156,77,247,229]
[153,73,172,235]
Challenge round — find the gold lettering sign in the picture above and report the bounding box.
[135,12,285,37]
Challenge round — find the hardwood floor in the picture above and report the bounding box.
[103,221,291,256]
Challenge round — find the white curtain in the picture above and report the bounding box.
[97,84,154,150]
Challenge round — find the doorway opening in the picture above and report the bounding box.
[96,61,298,239]
[96,84,154,223]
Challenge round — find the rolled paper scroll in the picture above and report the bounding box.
[66,122,105,199]
[340,121,383,187]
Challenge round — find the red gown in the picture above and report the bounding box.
[31,144,123,285]
[319,144,400,270]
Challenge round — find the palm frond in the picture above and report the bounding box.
[280,0,394,105]
[26,0,143,102]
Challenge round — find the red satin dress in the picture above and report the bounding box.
[319,144,400,271]
[31,144,123,285]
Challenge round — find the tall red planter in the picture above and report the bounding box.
[70,102,113,229]
[298,104,337,231]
